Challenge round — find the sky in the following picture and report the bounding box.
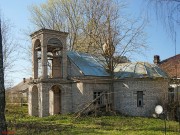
[128,0,180,61]
[0,0,180,86]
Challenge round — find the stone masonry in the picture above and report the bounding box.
[28,29,169,117]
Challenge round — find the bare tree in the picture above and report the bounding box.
[80,0,147,68]
[29,0,147,58]
[29,0,82,51]
[147,0,180,37]
[79,0,147,109]
[1,19,18,88]
[29,0,147,111]
[0,17,7,134]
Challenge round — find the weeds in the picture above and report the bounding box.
[5,105,180,135]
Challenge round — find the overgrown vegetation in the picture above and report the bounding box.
[5,105,180,135]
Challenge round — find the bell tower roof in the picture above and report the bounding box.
[30,28,68,38]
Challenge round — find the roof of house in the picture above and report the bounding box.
[67,51,109,77]
[67,52,168,79]
[114,62,168,79]
[160,54,180,64]
[158,54,180,78]
[6,79,29,94]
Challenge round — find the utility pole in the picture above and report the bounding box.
[174,31,180,132]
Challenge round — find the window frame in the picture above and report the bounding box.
[137,91,143,107]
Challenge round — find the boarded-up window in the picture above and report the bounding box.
[93,92,102,105]
[137,91,143,107]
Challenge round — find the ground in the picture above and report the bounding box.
[5,105,180,135]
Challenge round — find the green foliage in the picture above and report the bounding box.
[5,105,180,135]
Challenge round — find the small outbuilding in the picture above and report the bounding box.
[6,78,29,105]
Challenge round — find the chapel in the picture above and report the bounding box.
[28,29,169,117]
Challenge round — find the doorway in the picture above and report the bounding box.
[49,85,61,115]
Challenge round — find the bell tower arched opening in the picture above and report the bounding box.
[32,39,41,79]
[47,38,63,78]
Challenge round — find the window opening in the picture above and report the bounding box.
[93,91,102,105]
[137,91,143,107]
[168,87,175,103]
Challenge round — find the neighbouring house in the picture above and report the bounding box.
[28,29,169,117]
[6,78,29,105]
[154,54,180,119]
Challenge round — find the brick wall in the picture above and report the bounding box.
[71,78,168,117]
[72,82,110,113]
[158,54,180,78]
[114,79,168,117]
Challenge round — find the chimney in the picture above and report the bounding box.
[153,55,160,64]
[23,78,26,83]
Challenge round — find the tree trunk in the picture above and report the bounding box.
[110,76,114,111]
[0,19,7,134]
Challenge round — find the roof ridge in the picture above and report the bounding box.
[160,54,180,64]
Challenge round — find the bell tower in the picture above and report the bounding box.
[31,29,68,79]
[29,29,68,117]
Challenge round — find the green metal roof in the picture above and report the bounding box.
[67,51,109,76]
[114,62,168,79]
[67,52,168,79]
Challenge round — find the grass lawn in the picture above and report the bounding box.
[5,105,180,135]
